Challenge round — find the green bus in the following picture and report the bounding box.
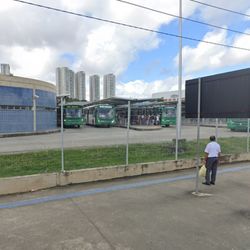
[117,104,176,127]
[83,104,116,127]
[227,118,249,131]
[159,106,176,127]
[57,104,85,128]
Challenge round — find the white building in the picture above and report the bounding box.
[152,90,185,101]
[69,69,75,98]
[56,67,75,98]
[103,73,116,99]
[75,71,86,101]
[0,64,10,75]
[89,75,100,101]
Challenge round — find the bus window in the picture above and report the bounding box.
[65,109,82,118]
[166,108,176,117]
[97,107,114,119]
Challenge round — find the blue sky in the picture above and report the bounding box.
[117,1,250,98]
[0,0,250,99]
[120,10,250,83]
[119,18,202,82]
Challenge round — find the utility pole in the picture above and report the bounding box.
[176,0,183,160]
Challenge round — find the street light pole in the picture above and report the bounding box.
[176,0,183,160]
[58,94,69,173]
[61,96,64,172]
[33,89,39,132]
[195,78,201,194]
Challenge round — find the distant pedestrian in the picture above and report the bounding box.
[156,115,160,125]
[203,135,221,186]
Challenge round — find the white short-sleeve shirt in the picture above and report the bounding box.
[204,141,221,158]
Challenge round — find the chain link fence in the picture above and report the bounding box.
[0,119,249,178]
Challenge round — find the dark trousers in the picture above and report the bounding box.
[205,157,218,184]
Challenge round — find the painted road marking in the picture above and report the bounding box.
[0,165,250,209]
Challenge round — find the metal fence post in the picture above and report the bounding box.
[126,100,131,166]
[195,78,201,194]
[247,118,250,153]
[215,118,218,140]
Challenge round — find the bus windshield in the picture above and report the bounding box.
[161,108,175,118]
[65,108,82,118]
[97,107,114,119]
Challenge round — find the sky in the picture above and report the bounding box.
[0,0,250,100]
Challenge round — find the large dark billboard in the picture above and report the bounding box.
[185,68,250,118]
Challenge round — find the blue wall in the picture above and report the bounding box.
[37,110,56,131]
[0,86,33,106]
[0,110,33,133]
[36,89,56,109]
[0,85,56,133]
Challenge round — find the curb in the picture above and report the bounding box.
[0,153,249,196]
[0,129,60,138]
[117,125,162,131]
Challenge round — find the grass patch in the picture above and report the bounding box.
[0,137,248,177]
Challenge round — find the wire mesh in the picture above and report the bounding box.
[0,122,249,178]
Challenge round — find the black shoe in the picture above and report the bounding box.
[202,182,210,186]
[210,182,215,185]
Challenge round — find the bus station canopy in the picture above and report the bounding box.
[81,97,165,107]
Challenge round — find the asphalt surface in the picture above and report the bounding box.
[0,125,247,153]
[0,162,250,250]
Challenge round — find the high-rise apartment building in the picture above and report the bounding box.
[56,67,75,98]
[0,64,10,75]
[75,71,86,101]
[69,69,75,98]
[89,75,100,102]
[103,73,116,99]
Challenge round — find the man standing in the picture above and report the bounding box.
[203,136,221,185]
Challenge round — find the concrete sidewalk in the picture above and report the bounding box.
[0,163,250,250]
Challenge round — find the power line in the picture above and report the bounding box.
[189,0,250,18]
[13,0,250,52]
[116,0,250,36]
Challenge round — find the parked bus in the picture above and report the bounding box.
[57,104,85,128]
[227,118,248,131]
[159,106,176,127]
[83,104,116,127]
[116,104,176,127]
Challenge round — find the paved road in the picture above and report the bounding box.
[0,163,250,250]
[0,125,247,153]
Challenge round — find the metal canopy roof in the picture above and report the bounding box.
[64,97,178,108]
[82,97,164,107]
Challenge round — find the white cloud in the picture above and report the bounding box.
[0,0,250,99]
[246,8,250,19]
[0,0,198,76]
[77,24,160,76]
[180,29,228,74]
[179,28,250,75]
[9,46,53,79]
[116,76,180,98]
[0,0,191,83]
[0,0,19,12]
[0,44,66,83]
[194,0,250,24]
